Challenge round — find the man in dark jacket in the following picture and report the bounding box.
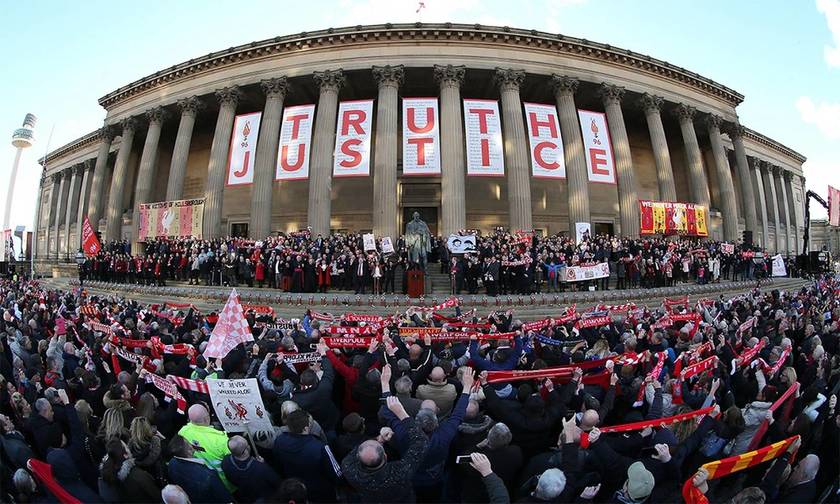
[272,409,338,502]
[759,439,819,504]
[222,435,281,504]
[294,349,339,432]
[0,413,34,470]
[27,398,65,458]
[167,435,233,504]
[342,396,429,503]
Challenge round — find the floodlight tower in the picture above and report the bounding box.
[4,114,36,229]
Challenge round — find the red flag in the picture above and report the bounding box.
[81,217,101,256]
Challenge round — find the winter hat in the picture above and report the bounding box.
[626,462,655,500]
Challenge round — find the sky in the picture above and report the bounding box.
[1,0,838,239]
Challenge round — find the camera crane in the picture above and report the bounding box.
[802,190,829,256]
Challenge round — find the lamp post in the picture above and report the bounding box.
[74,249,86,287]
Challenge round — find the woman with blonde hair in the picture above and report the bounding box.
[586,339,610,360]
[128,416,163,481]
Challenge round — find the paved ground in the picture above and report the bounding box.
[43,276,810,318]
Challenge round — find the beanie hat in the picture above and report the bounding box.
[626,461,655,500]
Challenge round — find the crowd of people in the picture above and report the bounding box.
[80,231,794,296]
[0,263,837,503]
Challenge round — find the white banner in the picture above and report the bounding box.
[772,254,787,277]
[577,109,616,184]
[562,262,610,282]
[381,236,395,254]
[226,112,261,186]
[524,102,565,178]
[575,222,591,244]
[463,99,504,177]
[721,243,735,254]
[276,104,315,181]
[363,233,376,252]
[207,378,273,435]
[333,100,373,177]
[447,234,477,254]
[402,98,441,176]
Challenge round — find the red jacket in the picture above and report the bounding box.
[255,261,265,281]
[325,351,360,413]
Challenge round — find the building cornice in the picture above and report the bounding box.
[743,126,806,164]
[97,22,745,109]
[38,129,102,167]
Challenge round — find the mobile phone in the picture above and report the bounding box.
[455,455,472,465]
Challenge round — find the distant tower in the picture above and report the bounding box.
[4,114,36,229]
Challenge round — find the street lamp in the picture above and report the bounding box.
[75,249,86,287]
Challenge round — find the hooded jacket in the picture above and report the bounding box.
[98,457,159,503]
[272,431,337,502]
[221,454,281,503]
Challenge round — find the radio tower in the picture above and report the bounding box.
[4,114,36,229]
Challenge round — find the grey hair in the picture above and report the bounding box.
[416,409,439,434]
[13,468,35,494]
[534,468,566,500]
[394,376,413,395]
[34,398,50,415]
[487,422,512,449]
[366,368,381,384]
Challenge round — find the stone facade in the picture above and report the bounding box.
[35,23,806,262]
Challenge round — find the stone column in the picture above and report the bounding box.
[166,96,202,201]
[203,87,241,239]
[726,124,758,238]
[33,176,46,260]
[551,75,590,230]
[435,65,467,236]
[76,159,95,248]
[307,70,345,237]
[638,94,677,202]
[760,161,782,253]
[63,164,83,257]
[131,107,167,251]
[750,157,770,248]
[674,104,711,208]
[706,115,739,242]
[785,173,801,253]
[51,172,66,258]
[600,83,639,238]
[496,68,532,231]
[105,118,138,242]
[372,65,404,239]
[53,170,70,259]
[87,126,115,231]
[776,167,793,255]
[250,77,289,239]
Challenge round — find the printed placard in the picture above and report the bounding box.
[226,112,261,186]
[402,98,441,175]
[463,99,504,176]
[207,378,273,435]
[276,104,315,180]
[577,109,617,184]
[333,100,374,177]
[524,102,565,178]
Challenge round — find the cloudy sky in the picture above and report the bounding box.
[1,0,838,234]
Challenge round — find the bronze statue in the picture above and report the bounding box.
[405,211,432,269]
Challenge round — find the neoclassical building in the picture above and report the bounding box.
[34,23,807,268]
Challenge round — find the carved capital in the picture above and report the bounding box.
[758,160,772,173]
[177,96,203,117]
[372,65,405,88]
[313,69,345,93]
[783,170,793,181]
[673,104,696,122]
[52,172,63,183]
[215,86,242,107]
[724,123,745,140]
[145,106,168,125]
[120,117,138,134]
[494,68,525,92]
[433,64,465,88]
[84,158,95,171]
[100,125,117,142]
[261,77,289,100]
[551,74,579,97]
[70,164,83,177]
[599,83,625,105]
[638,93,664,114]
[705,114,723,130]
[771,165,783,177]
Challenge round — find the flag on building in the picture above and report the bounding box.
[203,288,254,359]
[829,185,840,227]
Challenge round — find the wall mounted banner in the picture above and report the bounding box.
[276,104,315,180]
[463,99,504,176]
[524,102,565,178]
[577,109,617,184]
[333,100,374,177]
[226,112,261,186]
[829,185,840,227]
[639,200,708,237]
[137,198,205,241]
[402,98,441,175]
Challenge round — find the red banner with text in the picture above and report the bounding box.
[639,200,708,237]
